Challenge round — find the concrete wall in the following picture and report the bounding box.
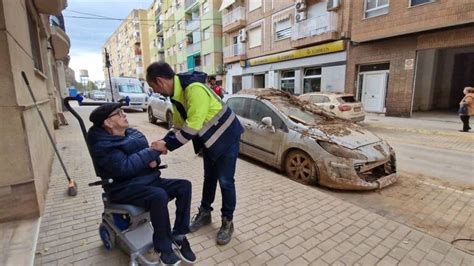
[0,0,58,222]
[413,49,437,111]
[350,0,474,42]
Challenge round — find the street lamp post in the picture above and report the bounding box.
[104,48,114,102]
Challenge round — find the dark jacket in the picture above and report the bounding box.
[87,126,161,192]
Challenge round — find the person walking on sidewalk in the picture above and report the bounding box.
[146,62,244,245]
[459,86,474,132]
[87,103,196,265]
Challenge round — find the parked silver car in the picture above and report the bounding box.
[148,93,173,129]
[226,89,398,190]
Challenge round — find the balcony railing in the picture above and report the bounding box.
[224,43,246,58]
[186,20,200,32]
[187,42,201,55]
[185,0,198,10]
[292,13,338,41]
[222,7,246,28]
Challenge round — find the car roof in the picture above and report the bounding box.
[300,92,354,97]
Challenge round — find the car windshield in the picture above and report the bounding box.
[272,101,326,126]
[118,84,143,93]
[337,96,357,103]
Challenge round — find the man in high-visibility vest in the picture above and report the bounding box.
[146,62,244,245]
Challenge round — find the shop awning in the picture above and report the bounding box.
[219,0,236,11]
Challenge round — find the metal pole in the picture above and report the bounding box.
[105,48,114,102]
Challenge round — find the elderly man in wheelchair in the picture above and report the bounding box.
[87,103,196,265]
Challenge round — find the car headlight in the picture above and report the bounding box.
[318,141,367,160]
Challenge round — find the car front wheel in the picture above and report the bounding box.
[148,108,157,124]
[285,150,319,185]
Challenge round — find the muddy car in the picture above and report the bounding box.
[226,89,398,190]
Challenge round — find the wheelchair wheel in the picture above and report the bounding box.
[99,223,115,250]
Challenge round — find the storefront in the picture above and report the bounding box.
[240,40,347,95]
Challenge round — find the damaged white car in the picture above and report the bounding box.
[226,89,398,190]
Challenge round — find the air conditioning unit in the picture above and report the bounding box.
[295,11,307,22]
[327,0,340,11]
[295,0,307,12]
[238,29,247,42]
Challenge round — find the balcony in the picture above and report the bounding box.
[222,7,246,33]
[187,42,201,55]
[186,20,200,32]
[223,43,246,63]
[50,25,70,59]
[34,0,67,15]
[291,12,339,48]
[185,0,199,11]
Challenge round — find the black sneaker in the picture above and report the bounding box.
[173,237,196,263]
[160,251,181,265]
[189,207,211,233]
[216,217,234,245]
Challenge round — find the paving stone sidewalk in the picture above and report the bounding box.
[34,107,473,265]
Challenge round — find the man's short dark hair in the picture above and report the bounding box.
[208,76,216,81]
[146,61,175,82]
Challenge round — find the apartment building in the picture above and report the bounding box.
[0,0,70,221]
[221,0,349,94]
[148,0,165,63]
[102,9,150,80]
[162,0,224,78]
[347,0,474,116]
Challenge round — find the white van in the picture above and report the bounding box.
[105,77,149,111]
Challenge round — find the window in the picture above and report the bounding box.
[203,27,211,40]
[274,18,292,41]
[248,26,262,48]
[249,99,284,130]
[249,0,262,12]
[280,70,295,94]
[27,8,43,72]
[364,0,389,18]
[204,53,211,66]
[410,0,434,6]
[303,68,321,94]
[202,0,209,14]
[310,95,330,103]
[227,98,247,117]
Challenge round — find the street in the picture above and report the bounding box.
[32,106,473,265]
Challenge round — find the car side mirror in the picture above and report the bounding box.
[329,105,335,109]
[261,117,272,127]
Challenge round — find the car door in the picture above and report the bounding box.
[226,97,249,154]
[153,93,168,120]
[242,99,286,166]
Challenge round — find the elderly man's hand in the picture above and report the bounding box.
[149,160,158,168]
[151,140,168,154]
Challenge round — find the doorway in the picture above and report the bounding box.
[254,74,265,88]
[358,64,389,113]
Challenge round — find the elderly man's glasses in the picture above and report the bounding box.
[108,109,125,118]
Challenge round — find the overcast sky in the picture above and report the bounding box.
[65,0,153,81]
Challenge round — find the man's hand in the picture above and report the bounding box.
[149,160,158,168]
[151,140,168,154]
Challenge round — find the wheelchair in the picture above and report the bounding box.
[64,96,161,266]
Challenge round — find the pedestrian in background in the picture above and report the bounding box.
[458,86,474,132]
[208,76,224,99]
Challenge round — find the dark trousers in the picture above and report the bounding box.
[109,178,191,253]
[201,140,239,220]
[460,115,470,131]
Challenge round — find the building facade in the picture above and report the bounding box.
[102,9,150,81]
[0,0,70,222]
[148,0,165,63]
[347,0,474,116]
[220,0,350,94]
[161,0,224,78]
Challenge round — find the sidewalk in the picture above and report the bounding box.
[33,107,473,265]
